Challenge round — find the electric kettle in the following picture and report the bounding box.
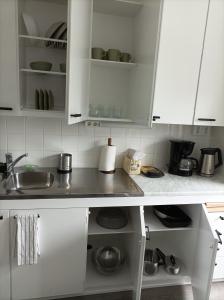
[199,148,223,177]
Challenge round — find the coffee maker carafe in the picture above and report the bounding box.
[168,140,198,176]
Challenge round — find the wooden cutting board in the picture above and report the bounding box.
[206,202,224,212]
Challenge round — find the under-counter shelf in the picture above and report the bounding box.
[142,265,191,289]
[144,206,194,232]
[88,208,134,235]
[20,69,66,76]
[91,59,136,69]
[85,252,133,294]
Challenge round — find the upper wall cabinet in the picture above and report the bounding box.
[0,0,19,115]
[87,0,162,126]
[194,0,224,127]
[152,0,209,125]
[17,0,68,119]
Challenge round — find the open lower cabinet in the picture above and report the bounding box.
[86,206,146,299]
[87,204,218,300]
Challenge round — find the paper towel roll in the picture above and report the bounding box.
[98,145,116,173]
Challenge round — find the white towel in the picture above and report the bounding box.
[16,215,40,266]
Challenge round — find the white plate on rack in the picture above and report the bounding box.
[45,21,64,39]
[22,13,39,37]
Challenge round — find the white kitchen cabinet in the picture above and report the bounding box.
[0,0,19,115]
[14,0,163,125]
[87,204,217,300]
[142,204,217,300]
[152,0,209,125]
[194,0,224,127]
[86,206,146,300]
[67,0,92,124]
[0,210,10,300]
[17,0,68,118]
[10,208,88,300]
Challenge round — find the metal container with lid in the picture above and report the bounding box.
[58,153,72,173]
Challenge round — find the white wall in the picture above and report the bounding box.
[0,116,211,169]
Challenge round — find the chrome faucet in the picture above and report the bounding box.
[5,153,28,176]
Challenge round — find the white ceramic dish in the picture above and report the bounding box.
[22,13,39,37]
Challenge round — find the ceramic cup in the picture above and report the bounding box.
[92,47,106,60]
[107,49,121,61]
[121,52,132,63]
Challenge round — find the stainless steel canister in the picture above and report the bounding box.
[58,153,72,173]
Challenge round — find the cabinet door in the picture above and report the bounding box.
[10,208,88,300]
[152,0,209,125]
[0,210,10,300]
[0,0,19,114]
[194,0,224,127]
[66,0,92,124]
[191,205,218,300]
[130,206,146,300]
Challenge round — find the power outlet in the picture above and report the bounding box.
[85,120,101,127]
[192,126,209,136]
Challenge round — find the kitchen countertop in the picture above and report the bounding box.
[132,170,224,197]
[0,168,143,200]
[0,168,224,208]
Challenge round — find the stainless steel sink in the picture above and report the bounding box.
[5,172,54,191]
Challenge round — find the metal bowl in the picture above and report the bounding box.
[92,246,125,275]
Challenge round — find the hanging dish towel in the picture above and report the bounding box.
[16,215,40,266]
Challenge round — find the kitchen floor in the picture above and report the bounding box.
[62,283,224,300]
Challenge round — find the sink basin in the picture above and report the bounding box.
[5,172,54,191]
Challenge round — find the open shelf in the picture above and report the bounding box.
[20,69,66,76]
[93,0,142,17]
[85,251,133,294]
[144,207,193,232]
[88,208,134,235]
[21,108,64,118]
[87,117,133,123]
[142,265,191,289]
[91,59,136,69]
[19,35,67,44]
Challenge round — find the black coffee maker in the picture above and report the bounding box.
[168,140,198,176]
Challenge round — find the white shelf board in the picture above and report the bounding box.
[20,69,66,76]
[93,0,142,17]
[87,117,133,123]
[85,253,133,295]
[21,108,64,118]
[91,58,136,69]
[142,266,191,289]
[88,209,134,235]
[144,207,193,232]
[19,35,67,44]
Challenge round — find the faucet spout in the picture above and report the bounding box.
[6,153,28,175]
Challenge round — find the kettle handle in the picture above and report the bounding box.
[215,148,223,168]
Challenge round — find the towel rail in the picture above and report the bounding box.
[14,214,40,219]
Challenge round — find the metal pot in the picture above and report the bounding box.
[156,248,181,275]
[92,246,125,275]
[144,248,159,276]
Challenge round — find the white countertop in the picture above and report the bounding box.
[132,170,224,197]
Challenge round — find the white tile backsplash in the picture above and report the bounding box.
[0,116,212,168]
